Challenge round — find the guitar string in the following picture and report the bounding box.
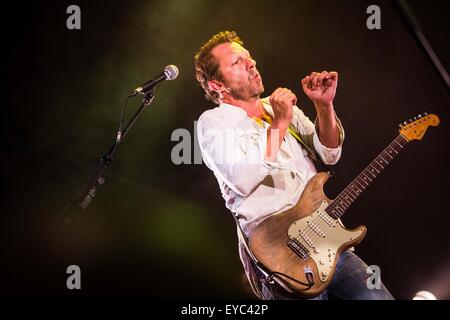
[332,135,407,219]
[324,135,406,220]
[299,135,407,250]
[305,135,405,244]
[305,135,407,250]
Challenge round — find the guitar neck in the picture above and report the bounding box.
[326,134,409,219]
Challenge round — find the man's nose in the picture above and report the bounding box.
[246,57,256,69]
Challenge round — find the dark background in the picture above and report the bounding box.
[4,0,449,300]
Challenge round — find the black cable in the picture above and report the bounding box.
[270,271,314,289]
[108,96,130,160]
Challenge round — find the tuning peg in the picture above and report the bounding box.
[414,116,417,120]
[403,121,407,126]
[399,123,403,128]
[418,114,422,118]
[409,119,412,122]
[424,112,428,115]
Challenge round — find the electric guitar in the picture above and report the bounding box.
[249,113,440,298]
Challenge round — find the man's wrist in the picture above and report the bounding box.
[271,118,291,130]
[315,102,334,116]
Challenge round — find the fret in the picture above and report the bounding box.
[384,150,394,159]
[330,204,344,216]
[342,190,356,206]
[354,179,366,190]
[343,189,358,203]
[398,135,409,146]
[342,194,353,204]
[327,207,337,216]
[345,190,357,201]
[388,146,398,154]
[392,140,403,151]
[333,204,347,217]
[337,190,355,205]
[366,168,377,178]
[337,196,351,208]
[379,154,390,163]
[369,165,380,174]
[335,200,347,211]
[372,160,385,171]
[327,209,339,219]
[360,174,371,184]
[350,184,362,194]
[376,158,387,167]
[326,135,409,219]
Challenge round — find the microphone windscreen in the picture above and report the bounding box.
[164,65,179,80]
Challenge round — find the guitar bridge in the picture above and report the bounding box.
[287,238,310,260]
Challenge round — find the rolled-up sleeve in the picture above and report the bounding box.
[312,115,344,164]
[291,106,345,165]
[197,111,272,196]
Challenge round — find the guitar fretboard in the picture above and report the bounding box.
[326,135,409,219]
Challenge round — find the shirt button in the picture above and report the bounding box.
[290,171,295,179]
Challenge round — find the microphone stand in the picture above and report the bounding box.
[61,88,155,220]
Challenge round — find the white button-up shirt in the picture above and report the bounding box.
[197,97,344,236]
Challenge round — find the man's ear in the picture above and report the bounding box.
[207,79,224,93]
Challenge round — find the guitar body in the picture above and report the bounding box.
[249,172,367,298]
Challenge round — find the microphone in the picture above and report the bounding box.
[129,65,179,97]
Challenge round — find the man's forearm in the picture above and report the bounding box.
[315,103,340,148]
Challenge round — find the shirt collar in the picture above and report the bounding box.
[218,97,272,115]
[218,102,248,118]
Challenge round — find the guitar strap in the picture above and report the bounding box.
[287,124,334,176]
[259,100,334,176]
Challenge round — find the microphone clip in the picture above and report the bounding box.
[143,87,155,106]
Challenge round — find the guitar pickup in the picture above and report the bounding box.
[287,238,310,260]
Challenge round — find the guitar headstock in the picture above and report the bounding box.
[399,113,440,141]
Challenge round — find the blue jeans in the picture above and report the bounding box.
[260,250,394,300]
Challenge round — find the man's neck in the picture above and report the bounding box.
[221,96,264,118]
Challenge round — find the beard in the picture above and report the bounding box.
[226,78,264,101]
